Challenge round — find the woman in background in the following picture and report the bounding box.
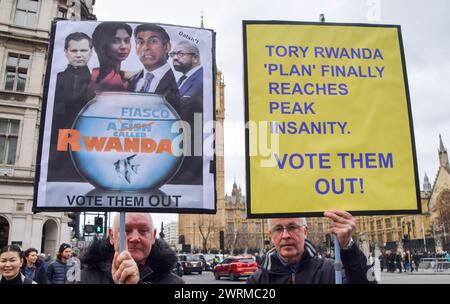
[87,22,132,99]
[21,248,47,284]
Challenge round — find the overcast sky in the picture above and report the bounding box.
[94,0,450,230]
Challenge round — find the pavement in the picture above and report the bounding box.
[181,271,246,284]
[378,271,450,284]
[180,270,450,284]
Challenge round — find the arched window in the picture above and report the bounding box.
[0,216,10,248]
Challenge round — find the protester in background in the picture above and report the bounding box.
[38,253,49,272]
[247,210,376,284]
[87,22,132,98]
[404,250,412,272]
[21,248,47,284]
[81,213,184,284]
[386,250,395,272]
[46,243,72,284]
[413,250,420,272]
[379,252,385,272]
[0,245,35,284]
[395,250,403,273]
[254,252,262,265]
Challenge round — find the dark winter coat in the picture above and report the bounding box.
[247,240,376,284]
[80,238,184,284]
[46,258,69,284]
[47,64,91,182]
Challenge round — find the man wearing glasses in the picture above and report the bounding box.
[168,41,203,185]
[247,210,376,284]
[128,23,180,114]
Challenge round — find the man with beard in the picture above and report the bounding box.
[168,40,204,185]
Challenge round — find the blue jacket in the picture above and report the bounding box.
[46,259,69,284]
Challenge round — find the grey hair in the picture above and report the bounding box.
[174,40,200,56]
[268,218,307,229]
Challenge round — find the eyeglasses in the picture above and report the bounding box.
[169,52,196,58]
[270,224,302,236]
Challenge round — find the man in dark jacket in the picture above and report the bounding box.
[48,32,93,182]
[81,213,184,284]
[47,243,72,284]
[168,40,204,185]
[247,210,376,284]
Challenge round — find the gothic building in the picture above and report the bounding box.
[308,135,450,253]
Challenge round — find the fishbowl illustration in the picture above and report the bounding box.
[69,91,184,191]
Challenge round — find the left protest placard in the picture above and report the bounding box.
[34,20,216,213]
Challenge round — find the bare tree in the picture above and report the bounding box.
[197,214,215,253]
[231,230,239,255]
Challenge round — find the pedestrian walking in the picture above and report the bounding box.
[21,248,48,284]
[396,250,403,273]
[379,252,385,272]
[46,243,72,284]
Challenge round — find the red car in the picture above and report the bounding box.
[213,256,258,281]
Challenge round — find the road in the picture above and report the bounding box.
[181,271,246,284]
[180,270,450,284]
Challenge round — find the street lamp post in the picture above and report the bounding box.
[193,223,196,253]
[261,219,265,254]
[421,222,427,252]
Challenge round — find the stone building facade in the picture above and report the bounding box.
[0,0,95,255]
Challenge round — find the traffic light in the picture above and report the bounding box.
[67,212,80,239]
[219,230,225,251]
[94,216,103,234]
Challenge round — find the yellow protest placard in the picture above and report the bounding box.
[243,21,420,217]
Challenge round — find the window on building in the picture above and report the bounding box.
[385,218,391,229]
[57,7,67,19]
[227,223,234,234]
[377,233,383,243]
[386,232,392,242]
[318,223,323,233]
[376,220,382,230]
[0,119,20,165]
[5,53,29,92]
[226,210,233,219]
[397,217,402,227]
[242,223,248,233]
[14,0,39,27]
[255,223,261,233]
